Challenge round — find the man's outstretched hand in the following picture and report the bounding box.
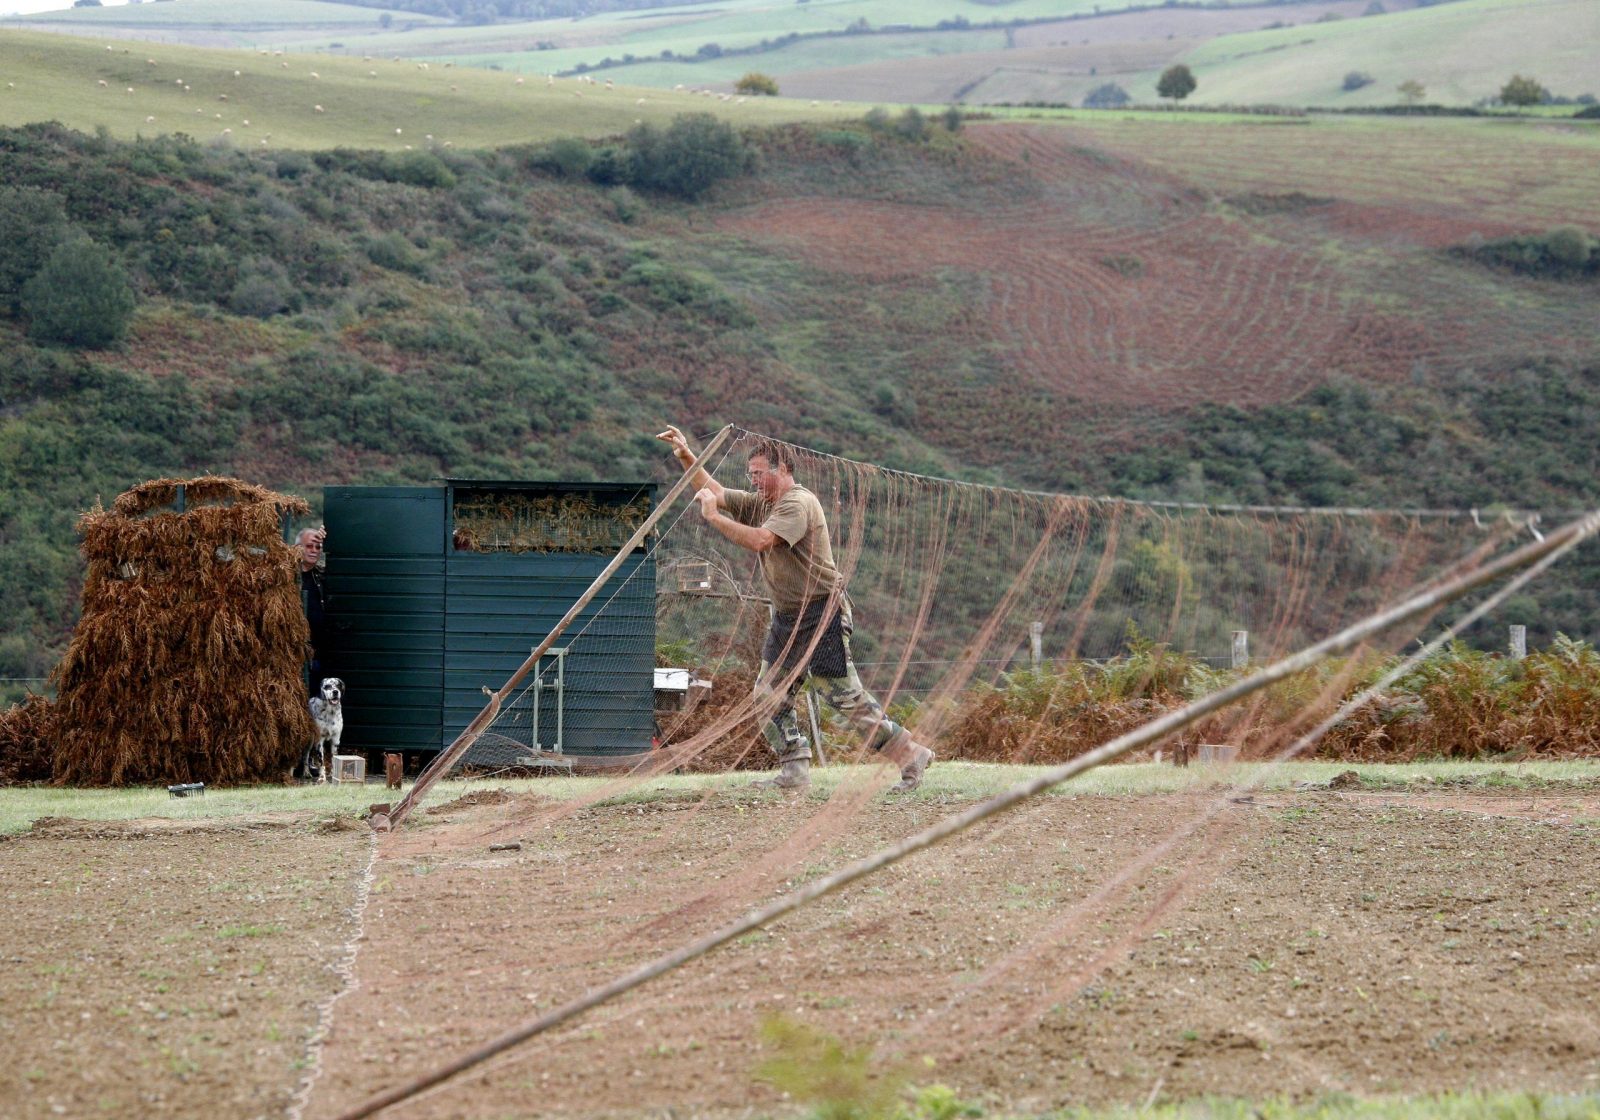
[656,425,693,460]
[695,487,720,520]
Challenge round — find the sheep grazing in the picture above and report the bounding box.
[514,77,525,86]
[218,94,227,101]
[309,72,319,79]
[174,78,183,85]
[147,59,156,65]
[394,128,402,135]
[125,87,134,94]
[368,71,377,78]
[214,112,222,119]
[363,55,372,62]
[450,84,458,92]
[97,79,108,88]
[105,44,112,51]
[604,79,613,89]
[635,97,645,106]
[242,120,249,126]
[280,62,289,69]
[221,128,231,135]
[233,70,240,77]
[145,115,155,123]
[260,139,269,147]
[314,104,325,112]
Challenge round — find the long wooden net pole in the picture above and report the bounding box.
[378,425,735,831]
[336,508,1600,1117]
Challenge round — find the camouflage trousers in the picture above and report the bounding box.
[750,640,904,766]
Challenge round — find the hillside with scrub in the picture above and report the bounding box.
[0,67,1599,697]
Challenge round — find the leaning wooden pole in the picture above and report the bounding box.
[377,425,735,831]
[333,508,1600,1117]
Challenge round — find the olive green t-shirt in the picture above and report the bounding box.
[722,484,842,614]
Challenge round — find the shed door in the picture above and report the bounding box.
[323,487,446,752]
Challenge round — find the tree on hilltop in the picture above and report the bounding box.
[735,72,779,97]
[1397,79,1426,105]
[1157,65,1197,101]
[1499,74,1548,107]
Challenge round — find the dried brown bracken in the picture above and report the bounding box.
[41,475,317,786]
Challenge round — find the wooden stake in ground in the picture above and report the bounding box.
[377,425,735,831]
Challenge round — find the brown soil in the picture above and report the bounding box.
[6,787,1598,1120]
[1,814,372,1120]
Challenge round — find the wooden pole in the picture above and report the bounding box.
[1509,625,1527,660]
[378,425,735,831]
[1029,620,1044,669]
[331,508,1600,1119]
[1231,630,1249,670]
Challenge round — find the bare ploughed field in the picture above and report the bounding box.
[5,783,1599,1120]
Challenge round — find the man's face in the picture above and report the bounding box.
[747,455,784,500]
[298,533,322,571]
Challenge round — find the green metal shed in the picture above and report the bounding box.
[320,480,658,765]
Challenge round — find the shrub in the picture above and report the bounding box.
[362,231,427,276]
[229,257,295,318]
[735,72,779,97]
[1499,74,1548,107]
[1576,105,1600,119]
[21,236,136,348]
[529,137,593,179]
[1082,83,1131,109]
[0,187,70,315]
[623,113,751,200]
[1342,71,1375,92]
[894,106,930,142]
[1157,64,1197,101]
[1545,225,1592,270]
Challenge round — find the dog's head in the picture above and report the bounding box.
[319,677,345,705]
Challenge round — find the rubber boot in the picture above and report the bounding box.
[882,736,934,793]
[751,757,811,790]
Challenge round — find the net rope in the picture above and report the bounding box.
[335,428,1591,1118]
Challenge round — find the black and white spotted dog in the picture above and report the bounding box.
[302,677,346,783]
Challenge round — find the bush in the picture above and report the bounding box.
[1576,104,1600,119]
[0,187,70,315]
[21,236,136,348]
[735,72,779,97]
[1082,83,1131,109]
[529,137,593,179]
[1499,74,1548,107]
[621,113,751,200]
[228,257,296,318]
[1342,71,1375,92]
[1157,64,1197,101]
[894,106,930,142]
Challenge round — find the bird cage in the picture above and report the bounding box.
[677,560,713,594]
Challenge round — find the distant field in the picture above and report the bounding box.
[0,28,849,148]
[1180,0,1600,107]
[7,0,1583,109]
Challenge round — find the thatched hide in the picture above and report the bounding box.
[50,476,318,786]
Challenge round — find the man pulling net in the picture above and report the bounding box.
[657,425,935,792]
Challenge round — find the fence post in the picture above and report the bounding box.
[1509,625,1527,660]
[1231,630,1249,670]
[1030,620,1043,669]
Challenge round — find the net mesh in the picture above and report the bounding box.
[460,427,1516,779]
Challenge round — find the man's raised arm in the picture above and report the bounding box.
[655,425,725,502]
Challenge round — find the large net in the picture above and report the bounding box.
[338,427,1596,1120]
[447,427,1522,784]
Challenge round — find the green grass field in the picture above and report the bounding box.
[5,759,1596,835]
[1178,0,1599,107]
[0,27,849,148]
[4,0,448,31]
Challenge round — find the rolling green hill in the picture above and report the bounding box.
[0,28,849,148]
[1178,0,1600,107]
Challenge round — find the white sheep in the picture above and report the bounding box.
[242,120,249,126]
[233,70,241,77]
[368,71,377,78]
[314,104,325,112]
[309,71,319,79]
[146,115,156,123]
[218,94,227,101]
[97,79,108,87]
[394,127,402,135]
[514,77,525,86]
[636,97,645,106]
[280,62,289,69]
[221,128,231,135]
[125,87,134,94]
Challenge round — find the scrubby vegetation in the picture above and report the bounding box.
[0,114,1597,701]
[943,634,1600,766]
